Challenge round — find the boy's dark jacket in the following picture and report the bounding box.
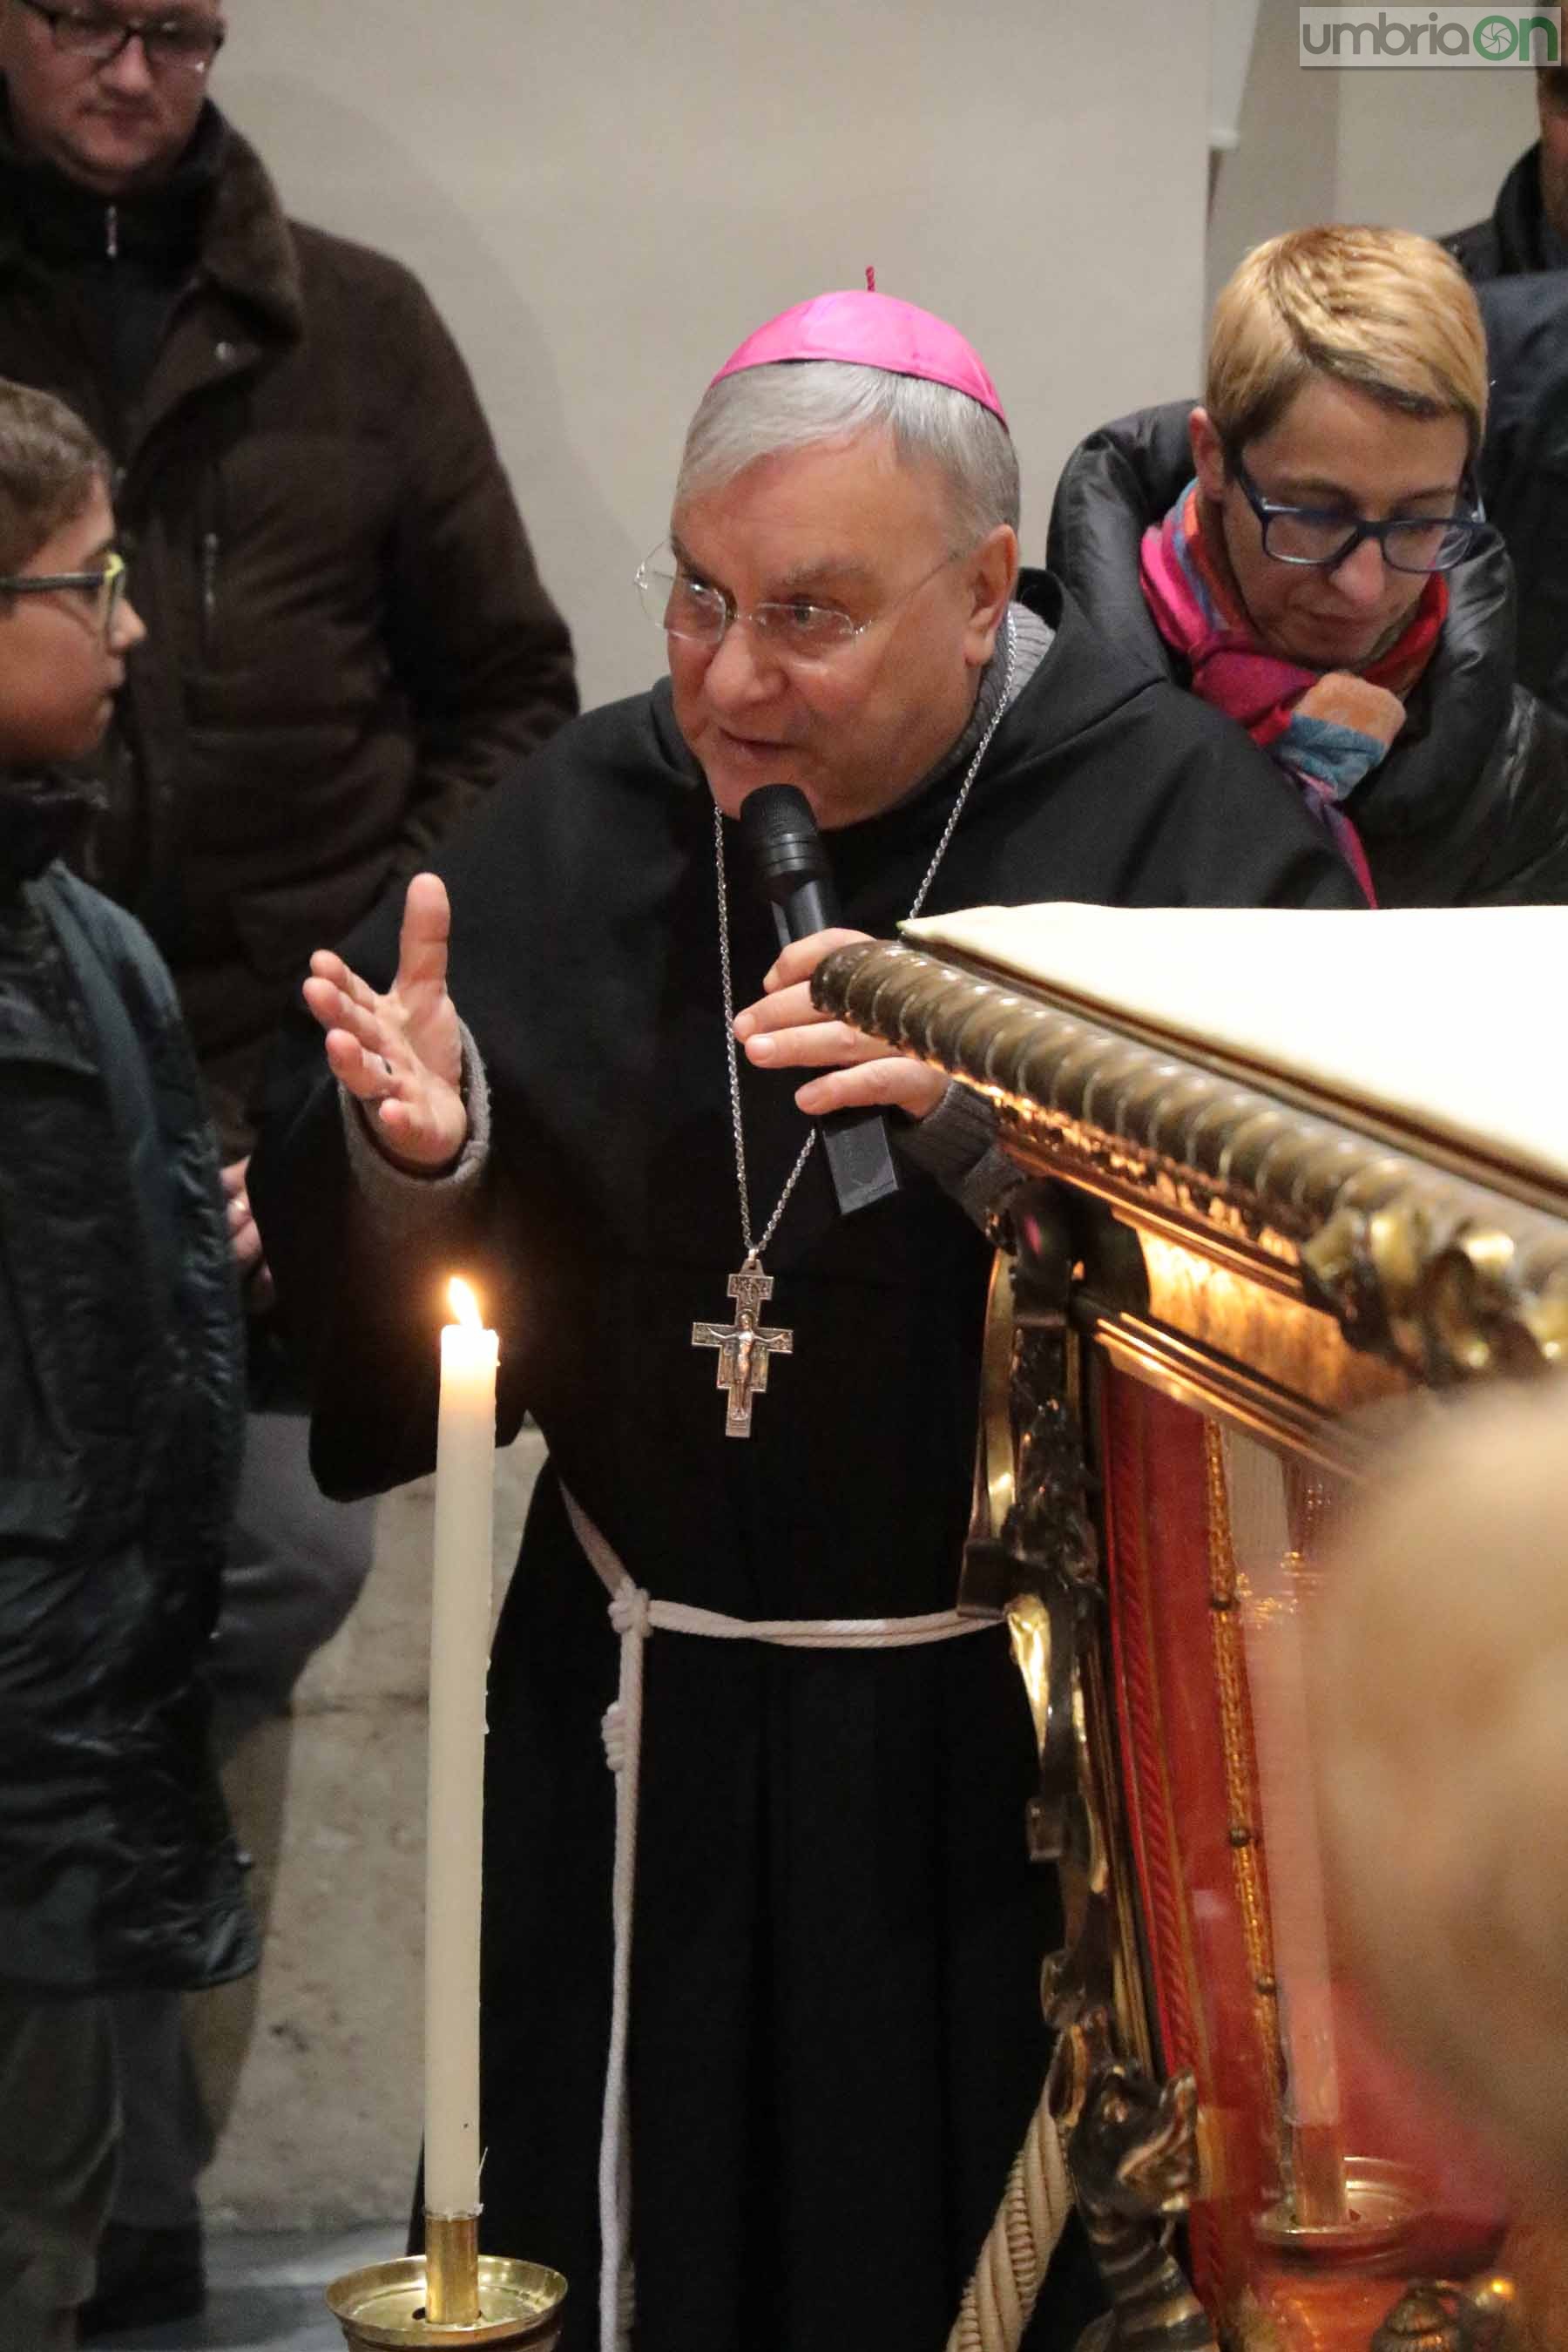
[0,782,255,1992]
[1048,401,1568,907]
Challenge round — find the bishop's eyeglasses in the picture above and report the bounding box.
[636,544,960,662]
[0,550,129,635]
[15,0,226,75]
[1227,449,1487,576]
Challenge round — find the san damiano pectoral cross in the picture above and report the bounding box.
[692,1258,793,1439]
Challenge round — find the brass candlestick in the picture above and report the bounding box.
[1288,2120,1350,2230]
[1255,2152,1424,2264]
[328,2213,567,2349]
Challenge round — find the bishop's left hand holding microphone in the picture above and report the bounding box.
[730,781,948,1129]
[731,933,945,1117]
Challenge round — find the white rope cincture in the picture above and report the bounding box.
[561,1486,997,2352]
[595,1573,649,2352]
[945,2085,1075,2352]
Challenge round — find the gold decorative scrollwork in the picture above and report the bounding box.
[812,941,1568,1391]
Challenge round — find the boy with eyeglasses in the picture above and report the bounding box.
[0,0,578,2315]
[0,376,256,2352]
[1049,224,1568,907]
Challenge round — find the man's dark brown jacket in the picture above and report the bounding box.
[0,104,578,1152]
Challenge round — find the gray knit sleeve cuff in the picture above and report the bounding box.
[339,1019,491,1235]
[896,1078,1025,1235]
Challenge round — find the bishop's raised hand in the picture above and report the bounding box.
[301,871,467,1173]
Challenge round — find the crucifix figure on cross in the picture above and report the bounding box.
[692,1260,794,1438]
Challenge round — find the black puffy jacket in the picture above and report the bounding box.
[1047,402,1568,907]
[0,784,256,1994]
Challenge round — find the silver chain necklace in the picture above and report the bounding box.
[692,611,1017,1436]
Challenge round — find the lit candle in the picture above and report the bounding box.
[425,1277,497,2231]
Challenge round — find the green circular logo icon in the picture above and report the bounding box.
[1475,15,1520,57]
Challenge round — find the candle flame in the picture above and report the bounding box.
[448,1277,483,1331]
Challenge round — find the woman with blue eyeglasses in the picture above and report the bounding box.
[1050,223,1568,909]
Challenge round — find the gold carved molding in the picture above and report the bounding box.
[813,941,1568,1392]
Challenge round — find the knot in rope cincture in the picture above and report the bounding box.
[608,1583,651,1640]
[601,1700,628,1774]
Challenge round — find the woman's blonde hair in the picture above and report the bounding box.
[1206,226,1489,458]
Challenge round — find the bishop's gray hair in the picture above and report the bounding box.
[674,361,1020,548]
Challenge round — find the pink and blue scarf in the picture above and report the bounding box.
[1140,482,1450,908]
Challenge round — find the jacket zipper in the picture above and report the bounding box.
[105,204,118,261]
[201,531,220,632]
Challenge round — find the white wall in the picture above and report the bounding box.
[219,0,1213,711]
[1210,2,1539,301]
[1209,0,1342,305]
[1335,57,1537,230]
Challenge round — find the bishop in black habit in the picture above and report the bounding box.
[251,289,1362,2352]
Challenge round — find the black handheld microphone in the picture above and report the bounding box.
[738,783,902,1219]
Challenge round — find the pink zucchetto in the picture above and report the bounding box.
[708,287,1009,428]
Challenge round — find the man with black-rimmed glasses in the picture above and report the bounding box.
[0,0,578,2331]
